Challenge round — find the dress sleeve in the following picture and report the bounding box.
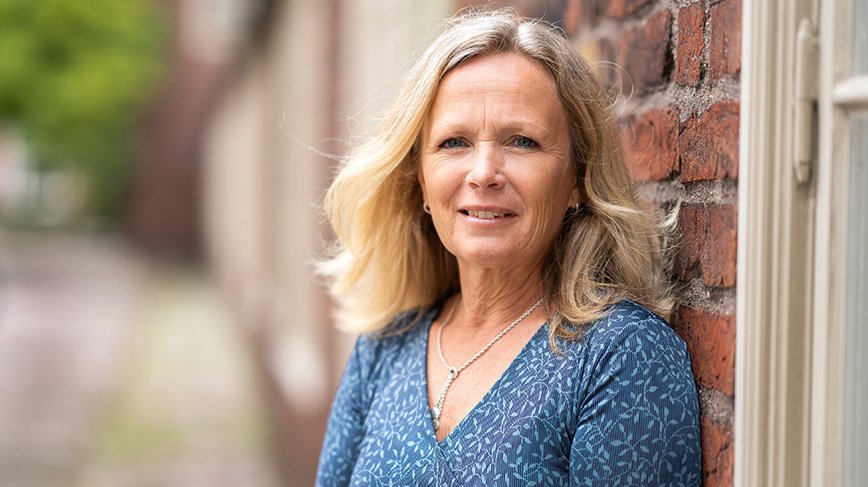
[569,319,702,486]
[315,338,369,487]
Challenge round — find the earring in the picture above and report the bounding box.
[575,203,579,212]
[423,202,431,214]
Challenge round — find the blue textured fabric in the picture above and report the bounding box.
[316,300,701,486]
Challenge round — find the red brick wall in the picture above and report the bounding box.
[460,1,741,484]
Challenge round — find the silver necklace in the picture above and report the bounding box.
[430,296,543,431]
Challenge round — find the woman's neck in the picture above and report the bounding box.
[453,264,544,333]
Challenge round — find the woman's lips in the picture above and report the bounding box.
[458,207,516,220]
[463,209,510,219]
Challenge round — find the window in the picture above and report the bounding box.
[739,0,868,485]
[812,0,868,485]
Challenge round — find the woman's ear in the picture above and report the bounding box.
[570,183,581,210]
[418,167,429,204]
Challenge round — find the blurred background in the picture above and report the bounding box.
[6,0,865,485]
[0,0,765,484]
[0,0,473,485]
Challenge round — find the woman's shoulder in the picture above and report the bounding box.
[588,299,679,339]
[574,300,689,367]
[563,300,698,425]
[350,304,439,371]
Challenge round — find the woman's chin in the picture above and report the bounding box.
[453,247,534,274]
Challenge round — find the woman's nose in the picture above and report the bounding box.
[466,144,505,189]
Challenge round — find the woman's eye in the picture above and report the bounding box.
[439,138,466,149]
[513,136,538,148]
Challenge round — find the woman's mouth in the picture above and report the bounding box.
[460,209,513,219]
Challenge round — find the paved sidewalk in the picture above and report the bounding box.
[0,230,145,487]
[0,229,281,487]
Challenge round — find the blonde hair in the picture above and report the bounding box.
[319,8,675,339]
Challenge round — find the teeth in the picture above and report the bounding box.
[468,210,506,219]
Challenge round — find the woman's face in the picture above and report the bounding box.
[418,52,579,273]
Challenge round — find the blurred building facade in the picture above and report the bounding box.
[126,0,262,256]
[197,0,451,484]
[139,0,868,486]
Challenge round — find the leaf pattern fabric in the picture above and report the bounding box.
[316,301,701,486]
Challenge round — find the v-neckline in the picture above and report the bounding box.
[419,302,548,448]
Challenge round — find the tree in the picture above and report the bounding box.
[0,0,165,220]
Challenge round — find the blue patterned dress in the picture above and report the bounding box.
[316,300,701,486]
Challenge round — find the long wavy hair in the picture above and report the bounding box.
[318,8,675,340]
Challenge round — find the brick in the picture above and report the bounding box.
[564,0,600,35]
[576,38,615,86]
[538,0,568,25]
[617,9,673,94]
[589,39,617,87]
[700,417,734,487]
[578,38,604,64]
[675,3,706,86]
[679,101,739,182]
[605,0,652,19]
[625,106,680,181]
[708,0,742,80]
[676,306,736,396]
[674,203,737,287]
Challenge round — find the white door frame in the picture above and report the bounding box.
[736,0,816,485]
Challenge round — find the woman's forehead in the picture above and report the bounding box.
[422,53,564,136]
[439,53,556,93]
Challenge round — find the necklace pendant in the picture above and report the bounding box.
[430,407,441,430]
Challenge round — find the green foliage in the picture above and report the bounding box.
[0,0,167,220]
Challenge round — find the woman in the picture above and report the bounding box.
[316,9,701,486]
